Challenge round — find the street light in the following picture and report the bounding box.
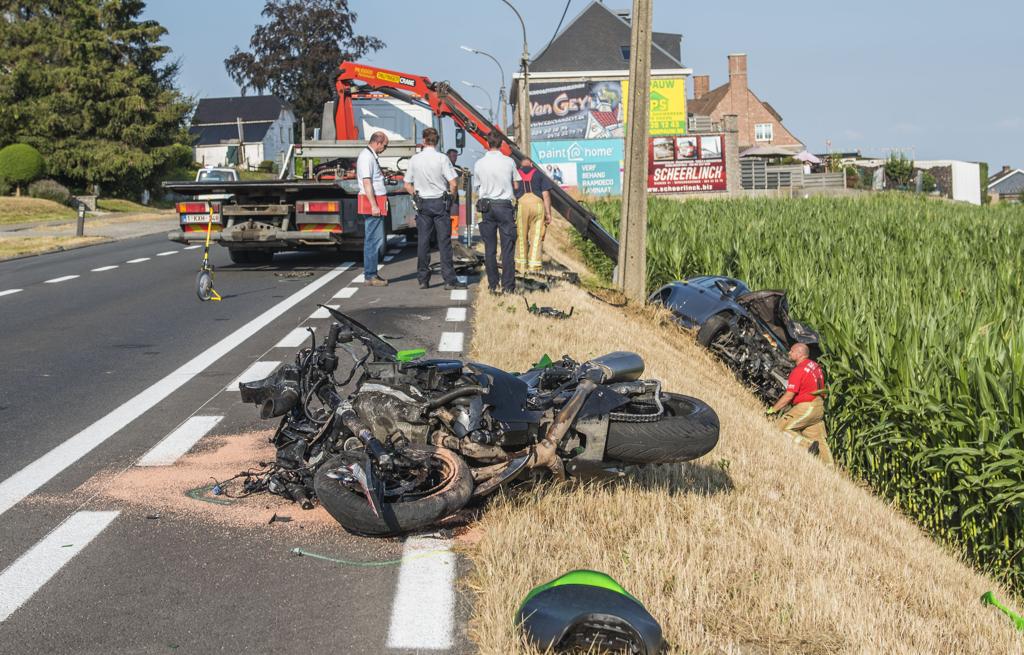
[501,0,530,155]
[461,80,494,123]
[460,45,508,131]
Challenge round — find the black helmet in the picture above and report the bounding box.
[516,570,663,654]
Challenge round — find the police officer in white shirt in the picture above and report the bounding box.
[356,131,389,287]
[403,127,464,290]
[473,131,521,293]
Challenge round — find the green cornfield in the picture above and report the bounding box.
[575,194,1024,588]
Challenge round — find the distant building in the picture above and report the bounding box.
[510,0,691,195]
[190,95,295,168]
[988,165,1024,202]
[688,54,803,153]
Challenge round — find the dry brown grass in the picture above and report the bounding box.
[0,196,76,225]
[0,235,107,259]
[461,221,1024,654]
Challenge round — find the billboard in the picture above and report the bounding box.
[528,81,624,141]
[648,134,727,193]
[532,139,624,196]
[621,78,687,135]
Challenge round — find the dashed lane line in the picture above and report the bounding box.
[449,289,468,301]
[309,304,340,319]
[126,257,150,264]
[136,416,223,467]
[225,361,281,391]
[91,266,118,272]
[445,307,467,322]
[0,511,120,623]
[0,263,352,518]
[0,289,22,297]
[386,537,456,650]
[352,273,365,284]
[156,251,178,257]
[275,327,314,348]
[438,332,464,353]
[184,245,201,250]
[333,287,358,299]
[44,275,79,284]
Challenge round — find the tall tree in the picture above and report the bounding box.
[0,1,193,196]
[225,0,384,127]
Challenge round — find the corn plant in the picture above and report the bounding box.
[575,195,1024,589]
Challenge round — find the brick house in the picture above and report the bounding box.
[988,166,1024,202]
[688,54,803,153]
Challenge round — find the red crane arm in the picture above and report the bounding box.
[334,61,511,155]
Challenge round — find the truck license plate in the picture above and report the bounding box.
[181,214,218,224]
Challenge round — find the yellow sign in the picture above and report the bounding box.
[622,78,687,135]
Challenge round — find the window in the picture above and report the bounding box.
[755,123,774,142]
[620,45,630,60]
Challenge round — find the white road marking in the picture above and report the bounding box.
[0,263,352,518]
[0,289,22,297]
[383,255,394,262]
[449,289,468,301]
[457,275,468,284]
[333,287,358,299]
[226,361,281,391]
[184,245,201,250]
[44,275,79,284]
[438,332,464,352]
[91,265,118,272]
[309,304,339,319]
[0,511,119,622]
[137,416,223,466]
[351,273,366,284]
[275,327,314,348]
[386,537,456,650]
[156,251,178,257]
[445,307,467,322]
[126,257,150,264]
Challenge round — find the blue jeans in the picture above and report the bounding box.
[362,215,384,278]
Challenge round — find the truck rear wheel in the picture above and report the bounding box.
[228,248,250,264]
[248,250,274,264]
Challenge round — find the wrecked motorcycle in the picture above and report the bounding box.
[239,308,719,536]
[650,276,821,403]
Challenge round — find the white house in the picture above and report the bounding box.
[190,96,295,169]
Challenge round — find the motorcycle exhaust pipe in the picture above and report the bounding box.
[260,387,299,419]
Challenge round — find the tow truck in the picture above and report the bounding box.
[164,62,618,264]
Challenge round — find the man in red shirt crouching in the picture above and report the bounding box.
[767,343,832,464]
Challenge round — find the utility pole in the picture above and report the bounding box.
[616,0,652,302]
[502,0,531,154]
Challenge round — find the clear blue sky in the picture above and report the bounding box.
[144,0,1023,168]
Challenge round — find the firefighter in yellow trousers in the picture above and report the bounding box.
[514,158,553,272]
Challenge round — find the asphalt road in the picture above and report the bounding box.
[0,234,477,653]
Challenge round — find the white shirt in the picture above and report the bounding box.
[356,147,386,196]
[473,150,520,201]
[405,146,457,199]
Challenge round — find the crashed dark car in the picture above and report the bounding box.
[649,276,821,402]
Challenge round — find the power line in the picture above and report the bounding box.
[543,0,573,54]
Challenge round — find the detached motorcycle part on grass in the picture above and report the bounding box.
[650,276,820,403]
[518,570,663,655]
[238,308,720,536]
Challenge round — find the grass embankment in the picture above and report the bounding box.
[96,198,151,212]
[463,220,1022,653]
[574,195,1024,590]
[0,196,75,225]
[0,236,107,259]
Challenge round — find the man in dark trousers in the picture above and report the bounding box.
[404,128,465,290]
[472,131,521,293]
[766,343,832,463]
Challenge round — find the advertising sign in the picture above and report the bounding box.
[532,139,624,196]
[529,81,624,141]
[647,134,726,193]
[621,78,687,135]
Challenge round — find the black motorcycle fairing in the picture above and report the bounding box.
[467,363,544,423]
[323,306,398,361]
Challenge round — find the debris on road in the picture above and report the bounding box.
[524,297,573,319]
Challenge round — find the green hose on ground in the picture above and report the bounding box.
[981,591,1024,630]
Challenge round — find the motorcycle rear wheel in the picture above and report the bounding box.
[604,393,719,464]
[314,446,473,536]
